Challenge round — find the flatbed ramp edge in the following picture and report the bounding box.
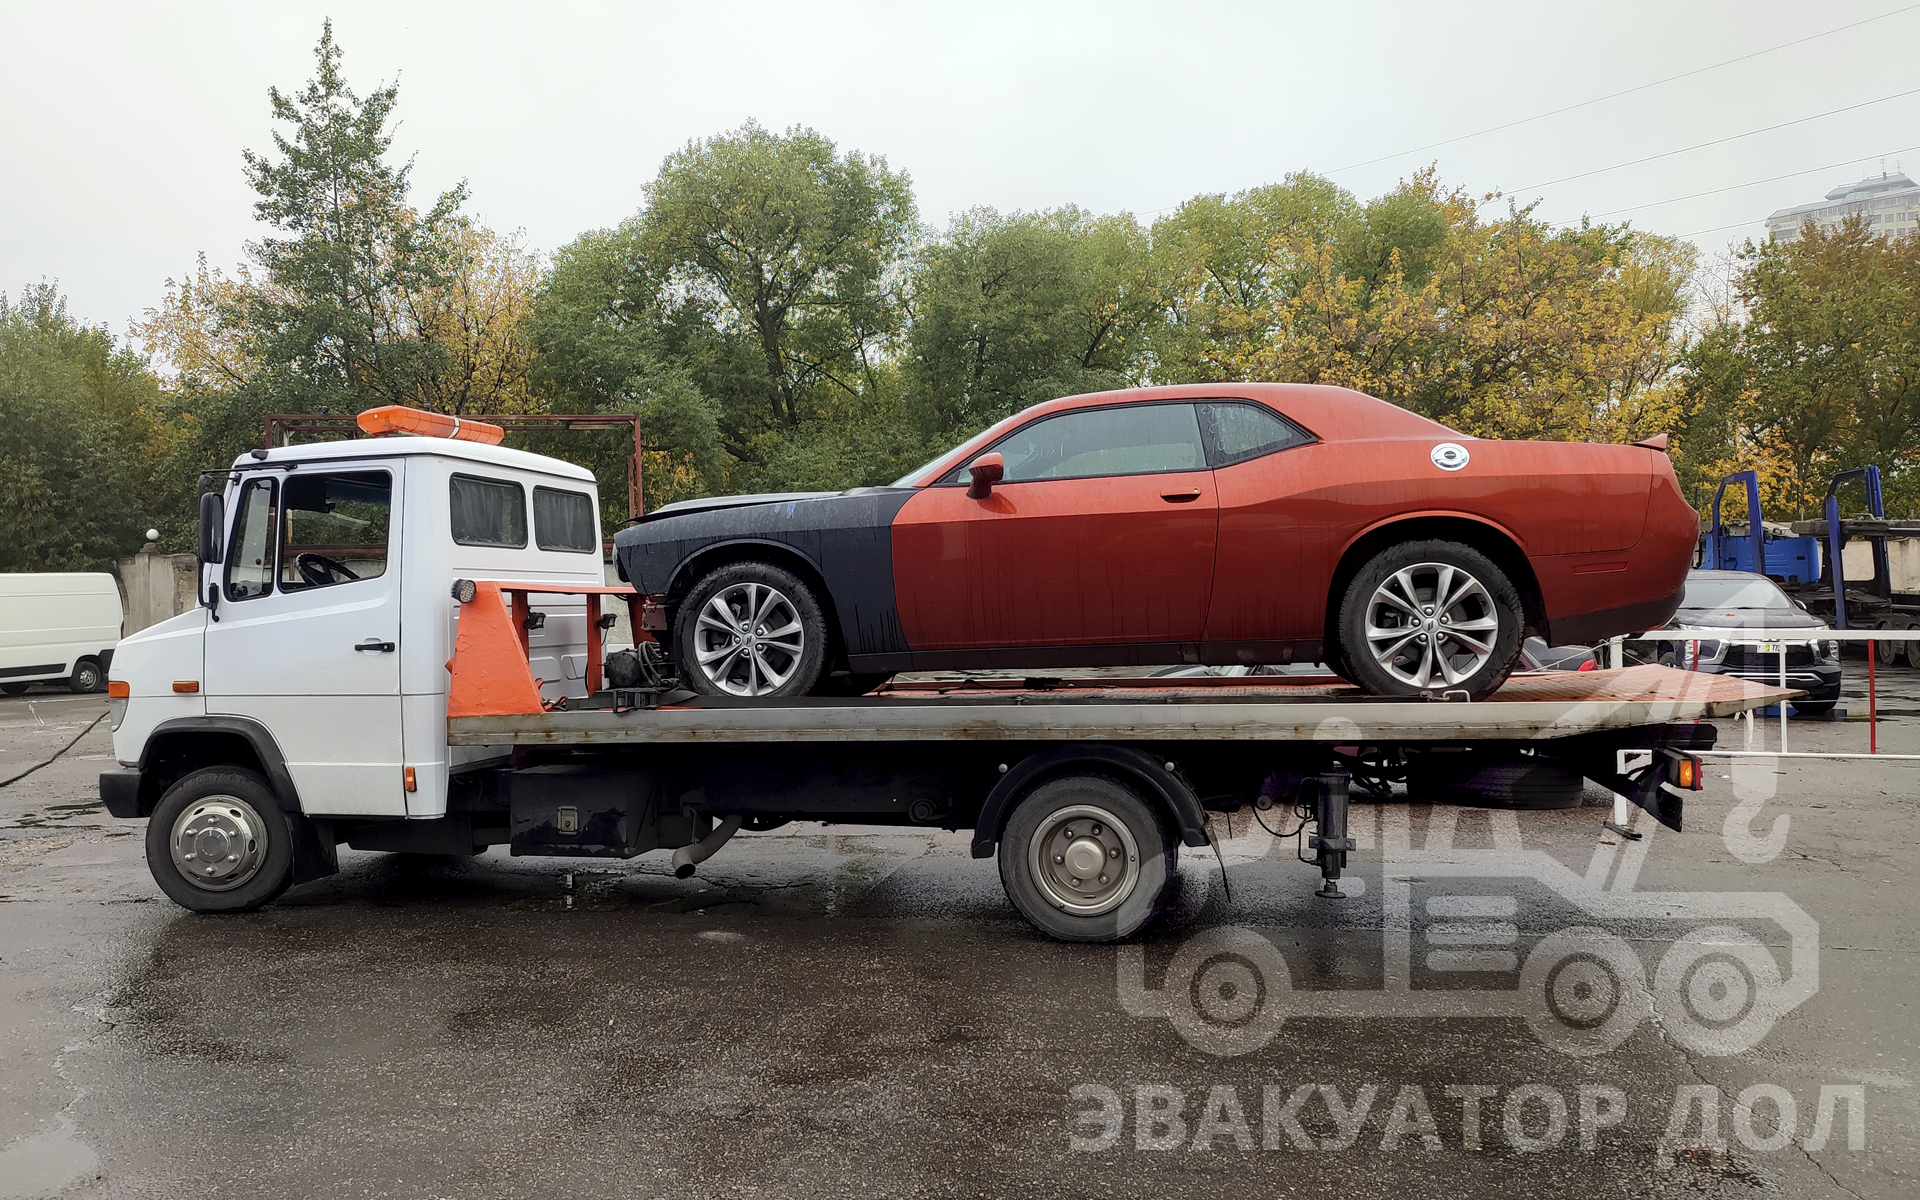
[448,666,1790,746]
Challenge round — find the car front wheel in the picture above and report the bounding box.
[1337,540,1524,700]
[672,561,830,698]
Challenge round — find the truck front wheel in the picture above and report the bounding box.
[145,768,294,913]
[998,774,1175,943]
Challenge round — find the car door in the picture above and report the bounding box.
[891,401,1218,652]
[203,462,406,816]
[1195,400,1330,649]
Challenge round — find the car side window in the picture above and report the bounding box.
[279,471,392,591]
[1199,401,1312,467]
[450,474,527,548]
[948,403,1207,483]
[224,477,276,601]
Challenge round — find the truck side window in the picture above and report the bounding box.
[533,487,596,553]
[450,475,527,548]
[224,478,276,601]
[279,471,392,591]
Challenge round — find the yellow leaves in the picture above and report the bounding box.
[409,222,544,415]
[133,253,277,390]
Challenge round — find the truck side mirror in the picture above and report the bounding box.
[966,452,1005,500]
[197,491,226,564]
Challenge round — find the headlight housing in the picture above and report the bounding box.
[1672,625,1727,666]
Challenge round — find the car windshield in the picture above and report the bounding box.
[892,444,969,488]
[1682,576,1794,611]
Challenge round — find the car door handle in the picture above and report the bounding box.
[1160,489,1203,503]
[354,639,396,653]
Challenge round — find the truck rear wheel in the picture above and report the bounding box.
[145,768,294,913]
[998,774,1175,943]
[68,658,104,694]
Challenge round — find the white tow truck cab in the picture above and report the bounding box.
[101,407,1757,943]
[103,415,605,850]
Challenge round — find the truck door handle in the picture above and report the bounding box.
[354,639,396,653]
[1160,489,1203,503]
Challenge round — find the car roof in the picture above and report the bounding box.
[900,383,1461,487]
[229,435,597,482]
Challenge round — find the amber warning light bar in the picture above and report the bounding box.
[356,405,506,445]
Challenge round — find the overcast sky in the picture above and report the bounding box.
[5,0,1918,337]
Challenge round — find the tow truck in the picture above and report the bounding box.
[100,407,1786,942]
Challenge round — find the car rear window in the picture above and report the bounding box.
[450,474,527,548]
[533,487,597,553]
[1200,401,1312,466]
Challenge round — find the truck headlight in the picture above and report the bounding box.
[108,696,127,731]
[1823,640,1839,661]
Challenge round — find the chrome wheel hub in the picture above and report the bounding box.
[693,582,805,696]
[169,795,268,891]
[1364,562,1500,689]
[1029,804,1141,916]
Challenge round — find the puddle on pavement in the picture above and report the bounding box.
[0,1121,98,1199]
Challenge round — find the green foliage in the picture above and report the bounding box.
[0,285,165,570]
[901,206,1160,442]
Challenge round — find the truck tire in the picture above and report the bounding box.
[68,658,105,694]
[1337,540,1523,701]
[0,683,28,696]
[145,767,294,913]
[673,561,829,698]
[998,774,1175,943]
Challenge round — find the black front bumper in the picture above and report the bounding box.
[99,767,145,818]
[1714,661,1843,701]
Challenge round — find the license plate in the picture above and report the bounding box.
[1757,642,1779,654]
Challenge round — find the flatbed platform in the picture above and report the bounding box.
[448,665,1789,747]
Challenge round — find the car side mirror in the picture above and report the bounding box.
[197,491,225,564]
[966,452,1005,500]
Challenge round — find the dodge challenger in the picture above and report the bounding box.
[612,383,1695,700]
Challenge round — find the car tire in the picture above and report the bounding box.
[1337,540,1524,700]
[998,774,1175,943]
[68,659,105,694]
[673,561,830,698]
[0,683,28,696]
[145,767,294,913]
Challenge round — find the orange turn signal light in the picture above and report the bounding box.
[357,405,505,445]
[404,766,417,792]
[107,681,130,698]
[1673,755,1700,790]
[171,680,199,694]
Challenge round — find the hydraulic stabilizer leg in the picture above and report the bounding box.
[1310,765,1355,900]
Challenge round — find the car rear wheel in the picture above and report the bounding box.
[673,561,830,698]
[1337,540,1524,700]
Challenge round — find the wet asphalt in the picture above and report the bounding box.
[0,661,1916,1198]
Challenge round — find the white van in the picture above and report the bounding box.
[0,573,123,694]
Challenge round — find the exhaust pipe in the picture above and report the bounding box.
[673,814,743,878]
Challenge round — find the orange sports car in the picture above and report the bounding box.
[614,384,1695,699]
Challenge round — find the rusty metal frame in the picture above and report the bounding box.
[264,413,644,519]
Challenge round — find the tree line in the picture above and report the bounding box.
[4,23,1916,572]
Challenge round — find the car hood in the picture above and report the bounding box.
[1671,607,1827,632]
[636,491,843,523]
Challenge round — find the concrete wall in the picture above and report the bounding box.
[1841,537,1920,594]
[115,545,200,635]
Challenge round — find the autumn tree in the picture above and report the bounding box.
[1679,219,1920,517]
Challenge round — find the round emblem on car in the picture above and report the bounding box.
[1431,442,1470,471]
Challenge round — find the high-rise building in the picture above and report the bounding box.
[1765,170,1920,243]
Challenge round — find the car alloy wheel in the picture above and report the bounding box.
[1363,562,1501,689]
[692,581,808,697]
